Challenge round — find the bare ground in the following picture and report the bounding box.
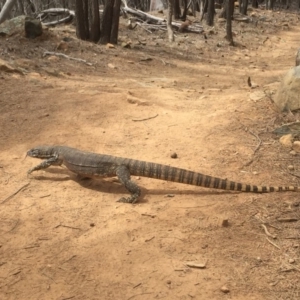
[0,8,300,300]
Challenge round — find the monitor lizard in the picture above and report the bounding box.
[27,145,298,203]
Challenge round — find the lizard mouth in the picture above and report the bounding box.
[27,149,49,158]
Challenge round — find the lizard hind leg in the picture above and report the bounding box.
[116,165,141,204]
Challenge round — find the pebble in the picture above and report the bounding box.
[221,219,229,227]
[279,134,293,148]
[287,165,294,171]
[170,152,178,159]
[220,286,230,293]
[292,141,300,152]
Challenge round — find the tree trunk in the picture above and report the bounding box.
[206,0,214,26]
[241,0,248,14]
[75,0,89,40]
[110,0,121,44]
[174,0,181,19]
[0,0,18,24]
[225,0,234,45]
[200,0,208,22]
[251,0,258,8]
[167,0,174,42]
[181,0,188,20]
[89,0,101,43]
[100,0,114,44]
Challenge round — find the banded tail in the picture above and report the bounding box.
[125,159,298,193]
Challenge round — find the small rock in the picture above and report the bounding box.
[221,219,229,227]
[56,41,68,51]
[287,165,294,171]
[166,194,175,198]
[25,17,42,39]
[221,286,230,293]
[170,153,178,159]
[292,141,300,152]
[290,150,297,156]
[47,56,59,62]
[121,41,131,48]
[106,43,115,48]
[186,262,206,269]
[288,258,295,264]
[108,63,116,69]
[279,134,293,148]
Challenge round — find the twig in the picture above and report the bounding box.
[136,22,153,34]
[7,219,20,233]
[261,224,277,239]
[248,130,262,154]
[243,129,261,166]
[1,183,30,204]
[132,114,158,122]
[61,297,75,300]
[40,194,51,198]
[24,244,40,249]
[288,172,300,179]
[141,213,156,218]
[277,217,298,222]
[54,224,82,230]
[127,292,153,300]
[43,51,93,66]
[266,237,280,250]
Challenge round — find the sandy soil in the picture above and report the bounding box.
[0,8,300,300]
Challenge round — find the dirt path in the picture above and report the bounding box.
[0,9,300,300]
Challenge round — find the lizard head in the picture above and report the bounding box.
[27,146,55,159]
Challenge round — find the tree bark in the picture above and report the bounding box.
[89,0,101,43]
[110,0,121,44]
[0,0,18,24]
[240,0,248,14]
[167,0,174,42]
[225,0,234,45]
[100,0,114,44]
[174,0,181,19]
[206,0,214,26]
[75,0,89,40]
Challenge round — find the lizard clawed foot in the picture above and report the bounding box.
[117,196,138,204]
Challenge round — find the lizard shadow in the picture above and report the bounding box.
[29,168,239,203]
[77,178,238,203]
[28,168,73,181]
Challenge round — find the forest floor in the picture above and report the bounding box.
[0,7,300,300]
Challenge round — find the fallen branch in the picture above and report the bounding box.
[37,8,75,26]
[122,0,203,34]
[243,129,262,166]
[43,51,93,66]
[248,130,262,154]
[266,237,280,250]
[54,224,82,230]
[132,114,158,122]
[1,183,30,204]
[261,224,277,239]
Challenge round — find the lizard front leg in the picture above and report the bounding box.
[27,155,62,174]
[116,165,141,204]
